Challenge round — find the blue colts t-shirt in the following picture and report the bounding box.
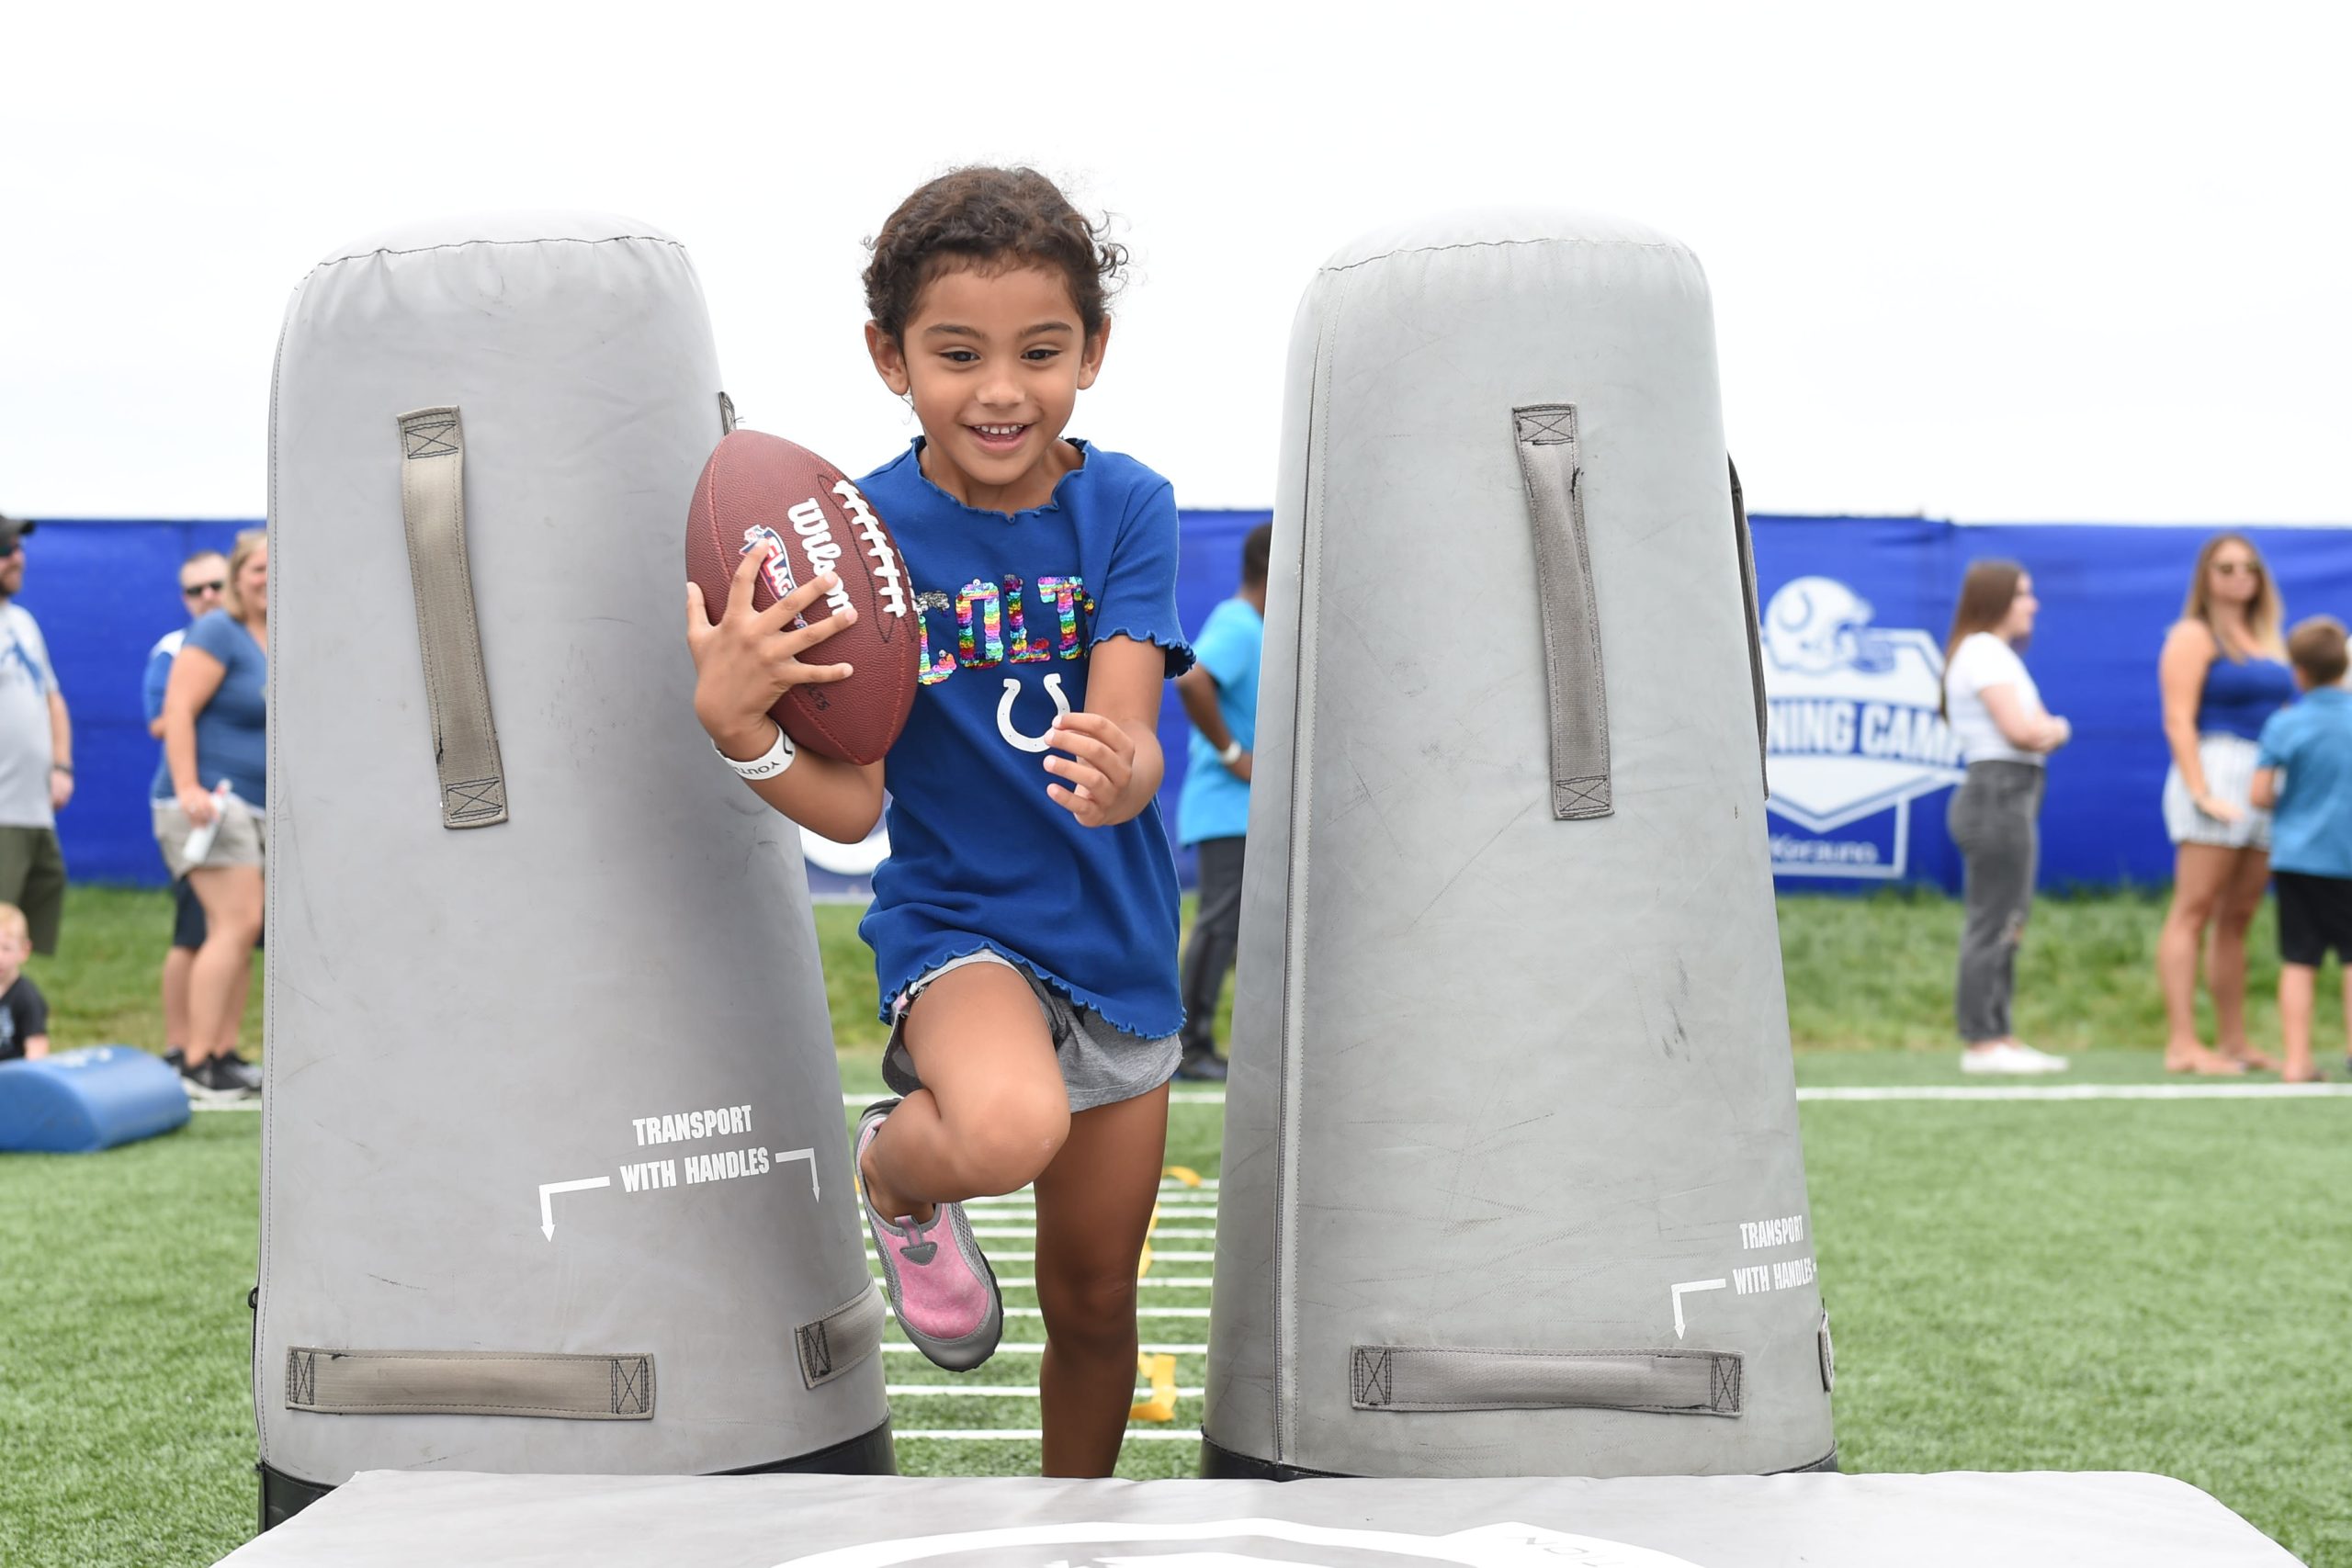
[855,440,1194,1038]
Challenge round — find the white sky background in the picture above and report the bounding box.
[3,2,2346,523]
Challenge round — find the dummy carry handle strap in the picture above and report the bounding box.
[1730,457,1771,799]
[1512,405,1611,820]
[1351,1344,1741,1417]
[285,1347,652,1419]
[397,407,510,829]
[796,1281,888,1390]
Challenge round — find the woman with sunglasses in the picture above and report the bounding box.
[2156,533,2295,1074]
[142,549,254,1097]
[154,530,269,1102]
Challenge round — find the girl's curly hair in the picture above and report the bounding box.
[863,166,1126,344]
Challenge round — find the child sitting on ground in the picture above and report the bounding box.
[0,903,51,1062]
[2249,615,2352,1082]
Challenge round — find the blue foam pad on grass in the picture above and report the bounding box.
[0,1045,191,1153]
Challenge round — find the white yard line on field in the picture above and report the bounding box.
[874,1252,1216,1264]
[894,1428,1202,1442]
[840,1093,1225,1109]
[965,1212,1217,1222]
[887,1384,1205,1400]
[845,1085,2352,1106]
[1800,1083,2352,1100]
[968,1228,1218,1240]
[881,1342,1210,1357]
[949,1277,1212,1291]
[891,1306,1212,1320]
[198,1083,2352,1121]
[966,1193,1219,1208]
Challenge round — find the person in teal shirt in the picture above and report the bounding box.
[2250,615,2352,1083]
[1172,523,1272,1081]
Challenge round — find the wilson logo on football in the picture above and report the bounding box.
[690,428,919,765]
[783,498,857,620]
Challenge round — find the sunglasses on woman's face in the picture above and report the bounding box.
[2212,560,2260,577]
[182,581,225,597]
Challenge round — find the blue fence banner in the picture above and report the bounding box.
[15,521,254,887]
[1753,517,2352,892]
[20,513,2348,896]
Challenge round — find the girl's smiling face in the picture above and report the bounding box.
[866,263,1107,514]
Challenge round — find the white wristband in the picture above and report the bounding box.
[716,723,796,781]
[1218,739,1245,766]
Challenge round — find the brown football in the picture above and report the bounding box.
[685,430,918,765]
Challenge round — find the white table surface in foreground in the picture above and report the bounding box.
[213,1468,2295,1566]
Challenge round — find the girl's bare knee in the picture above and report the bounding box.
[951,1100,1069,1194]
[1037,1270,1138,1353]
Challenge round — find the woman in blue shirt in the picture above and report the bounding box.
[2154,533,2294,1074]
[156,528,268,1101]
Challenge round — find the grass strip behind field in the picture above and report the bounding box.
[1779,886,2347,1055]
[26,885,2345,1062]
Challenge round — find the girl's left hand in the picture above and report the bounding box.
[1046,713,1141,827]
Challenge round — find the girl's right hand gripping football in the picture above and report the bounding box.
[685,544,857,757]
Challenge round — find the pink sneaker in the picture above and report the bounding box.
[854,1099,1001,1371]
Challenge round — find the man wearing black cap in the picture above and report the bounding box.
[0,514,72,954]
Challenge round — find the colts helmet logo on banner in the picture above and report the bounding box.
[1763,575,1898,677]
[1760,575,1963,879]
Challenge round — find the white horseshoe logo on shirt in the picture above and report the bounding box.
[997,672,1071,752]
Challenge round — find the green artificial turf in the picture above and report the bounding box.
[1779,885,2346,1058]
[6,886,2349,1564]
[1804,1098,2351,1566]
[0,1115,260,1566]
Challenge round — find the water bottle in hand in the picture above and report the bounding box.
[181,780,233,866]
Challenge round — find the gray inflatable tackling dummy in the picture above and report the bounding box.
[1204,211,1831,1479]
[257,213,889,1525]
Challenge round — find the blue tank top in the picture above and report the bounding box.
[2198,652,2295,741]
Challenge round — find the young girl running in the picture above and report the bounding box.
[684,166,1191,1477]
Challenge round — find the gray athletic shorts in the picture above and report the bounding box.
[882,950,1182,1114]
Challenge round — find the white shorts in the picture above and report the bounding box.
[2162,733,2271,852]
